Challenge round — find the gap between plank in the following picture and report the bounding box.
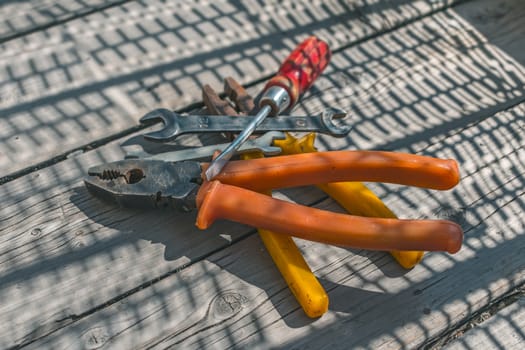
[424,186,525,347]
[423,284,525,349]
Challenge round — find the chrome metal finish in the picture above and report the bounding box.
[259,86,290,116]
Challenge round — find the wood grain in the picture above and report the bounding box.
[22,101,525,349]
[1,0,524,348]
[0,0,126,42]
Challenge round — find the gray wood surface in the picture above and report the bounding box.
[21,101,525,349]
[1,0,524,348]
[445,298,525,349]
[0,0,458,176]
[0,0,126,41]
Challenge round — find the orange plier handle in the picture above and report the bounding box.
[197,151,463,254]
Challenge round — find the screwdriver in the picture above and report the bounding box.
[205,36,331,180]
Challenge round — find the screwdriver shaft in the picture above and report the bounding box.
[204,104,271,180]
[205,36,330,180]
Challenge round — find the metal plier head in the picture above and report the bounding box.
[85,159,203,211]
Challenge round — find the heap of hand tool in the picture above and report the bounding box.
[84,37,463,318]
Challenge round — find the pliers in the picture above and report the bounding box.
[85,150,463,253]
[202,78,422,318]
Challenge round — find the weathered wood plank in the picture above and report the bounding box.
[24,103,525,349]
[0,122,325,348]
[307,0,525,154]
[0,0,126,42]
[445,297,525,349]
[1,0,524,347]
[0,0,459,176]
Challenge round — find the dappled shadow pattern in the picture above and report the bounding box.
[0,0,525,349]
[0,0,454,175]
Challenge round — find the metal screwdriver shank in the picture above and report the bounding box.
[204,36,331,180]
[204,104,271,180]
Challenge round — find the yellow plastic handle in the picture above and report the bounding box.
[257,229,328,317]
[204,80,328,317]
[196,181,463,253]
[274,134,424,268]
[241,152,328,318]
[319,182,424,268]
[204,150,460,192]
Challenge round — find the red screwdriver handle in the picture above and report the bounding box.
[264,36,331,109]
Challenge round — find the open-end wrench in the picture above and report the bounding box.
[125,131,285,161]
[139,107,350,142]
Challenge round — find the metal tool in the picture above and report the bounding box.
[203,77,424,271]
[125,131,285,161]
[205,36,332,180]
[203,77,255,116]
[85,151,463,253]
[139,108,350,142]
[202,78,328,318]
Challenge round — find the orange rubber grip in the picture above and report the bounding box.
[203,151,460,192]
[196,181,463,253]
[318,182,424,268]
[273,133,424,268]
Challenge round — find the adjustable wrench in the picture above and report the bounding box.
[139,108,350,142]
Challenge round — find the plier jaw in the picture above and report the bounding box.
[84,159,202,211]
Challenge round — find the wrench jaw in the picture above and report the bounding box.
[249,131,286,155]
[139,108,351,143]
[84,159,202,211]
[140,109,182,142]
[321,108,352,137]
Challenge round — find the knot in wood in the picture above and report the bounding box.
[209,291,248,320]
[30,228,42,237]
[82,326,110,349]
[433,206,469,226]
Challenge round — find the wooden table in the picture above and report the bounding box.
[1,0,524,348]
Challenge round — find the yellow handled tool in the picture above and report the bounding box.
[241,151,329,317]
[203,79,329,318]
[202,78,428,319]
[274,133,424,268]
